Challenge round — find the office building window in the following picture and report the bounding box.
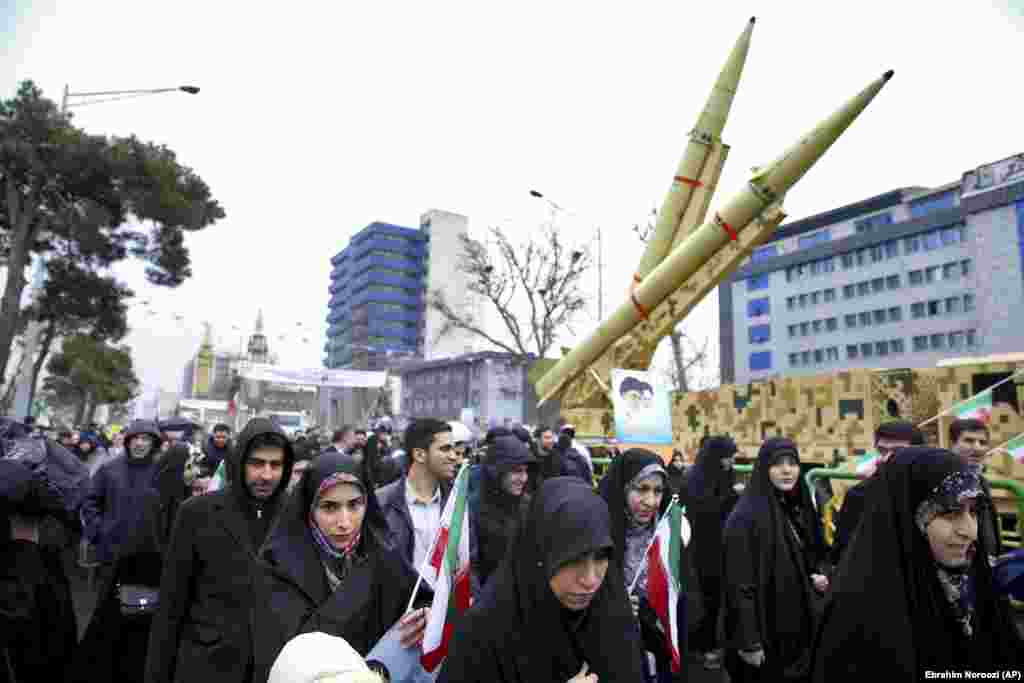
[824,288,836,303]
[909,270,924,286]
[747,273,770,290]
[788,324,797,338]
[789,352,800,367]
[930,333,945,349]
[812,320,823,334]
[826,317,838,332]
[928,300,941,317]
[964,294,975,312]
[861,343,874,358]
[751,244,778,262]
[873,309,886,325]
[826,346,839,362]
[859,312,871,326]
[847,345,859,359]
[876,341,889,356]
[949,331,964,349]
[909,190,956,218]
[800,322,810,335]
[872,278,885,293]
[845,314,857,328]
[799,294,808,307]
[786,296,795,311]
[890,339,904,353]
[814,349,824,364]
[802,350,811,364]
[811,291,820,305]
[870,245,884,263]
[889,306,902,322]
[913,335,928,352]
[905,235,921,254]
[966,329,977,346]
[946,297,960,314]
[844,284,856,299]
[942,262,958,280]
[886,275,900,289]
[841,253,855,269]
[747,297,771,317]
[961,259,972,277]
[749,324,771,344]
[798,230,831,249]
[923,232,940,251]
[858,282,871,296]
[884,240,900,259]
[855,212,893,234]
[750,351,772,371]
[925,266,939,283]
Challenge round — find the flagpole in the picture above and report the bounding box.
[406,462,470,614]
[629,497,677,595]
[917,368,1024,428]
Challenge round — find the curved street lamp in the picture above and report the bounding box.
[62,84,201,113]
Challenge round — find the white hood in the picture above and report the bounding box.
[268,632,375,683]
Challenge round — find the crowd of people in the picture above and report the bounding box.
[1,412,1021,682]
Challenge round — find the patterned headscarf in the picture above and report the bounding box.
[308,472,364,562]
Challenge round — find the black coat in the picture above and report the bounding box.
[145,418,295,683]
[812,448,1023,680]
[722,438,827,681]
[685,437,739,582]
[472,436,535,589]
[440,477,644,683]
[830,477,871,566]
[0,540,77,683]
[254,453,418,683]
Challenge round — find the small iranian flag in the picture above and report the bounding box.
[1006,434,1024,465]
[954,389,993,423]
[645,501,692,674]
[420,464,473,673]
[856,451,880,477]
[207,460,227,492]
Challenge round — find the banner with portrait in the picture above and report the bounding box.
[610,369,674,445]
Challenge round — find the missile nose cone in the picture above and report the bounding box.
[883,69,894,81]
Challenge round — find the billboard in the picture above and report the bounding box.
[610,369,674,445]
[240,363,387,389]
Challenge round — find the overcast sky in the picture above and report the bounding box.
[5,0,1023,395]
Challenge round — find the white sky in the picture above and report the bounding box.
[5,0,1024,395]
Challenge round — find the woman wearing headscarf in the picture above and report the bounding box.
[811,448,1022,680]
[254,453,427,683]
[601,449,703,682]
[70,443,191,683]
[439,477,645,683]
[472,435,536,590]
[722,437,828,683]
[666,450,687,498]
[0,460,78,683]
[684,435,741,670]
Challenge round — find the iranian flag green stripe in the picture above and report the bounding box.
[421,464,472,672]
[954,389,993,423]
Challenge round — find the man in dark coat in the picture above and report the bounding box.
[830,421,921,565]
[202,423,232,472]
[145,418,295,683]
[80,420,163,571]
[948,417,1003,561]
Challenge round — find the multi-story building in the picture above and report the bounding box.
[325,210,476,372]
[398,351,559,431]
[720,152,1024,385]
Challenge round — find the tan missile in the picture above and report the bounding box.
[537,70,894,405]
[633,17,756,285]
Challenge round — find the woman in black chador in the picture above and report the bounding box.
[71,442,191,683]
[722,437,829,683]
[684,435,741,670]
[440,477,644,683]
[811,448,1022,680]
[254,452,427,683]
[601,449,702,682]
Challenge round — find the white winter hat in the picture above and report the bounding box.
[268,632,381,683]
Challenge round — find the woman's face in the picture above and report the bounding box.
[626,474,664,525]
[548,550,609,611]
[925,498,979,568]
[768,455,800,492]
[313,482,366,551]
[501,464,530,497]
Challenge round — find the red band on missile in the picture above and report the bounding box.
[631,292,650,320]
[674,175,703,187]
[717,214,737,241]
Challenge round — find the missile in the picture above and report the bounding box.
[537,70,894,405]
[633,17,756,286]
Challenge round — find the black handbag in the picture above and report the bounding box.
[117,584,160,616]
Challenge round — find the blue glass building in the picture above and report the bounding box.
[325,222,428,370]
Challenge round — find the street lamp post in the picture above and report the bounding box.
[61,84,200,114]
[529,190,604,320]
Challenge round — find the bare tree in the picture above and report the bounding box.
[634,208,712,393]
[428,222,592,360]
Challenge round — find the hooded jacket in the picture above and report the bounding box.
[254,453,417,683]
[439,477,645,683]
[145,418,295,683]
[80,419,162,564]
[472,436,536,589]
[685,436,739,582]
[812,448,1023,680]
[722,437,827,680]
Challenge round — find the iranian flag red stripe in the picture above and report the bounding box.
[646,502,687,673]
[420,464,472,672]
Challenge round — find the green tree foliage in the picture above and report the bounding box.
[42,334,140,426]
[0,80,225,386]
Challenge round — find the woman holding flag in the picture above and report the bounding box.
[721,437,829,683]
[253,452,428,683]
[601,449,703,683]
[439,477,644,683]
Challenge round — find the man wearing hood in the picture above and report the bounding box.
[145,417,295,683]
[80,420,163,572]
[203,423,233,472]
